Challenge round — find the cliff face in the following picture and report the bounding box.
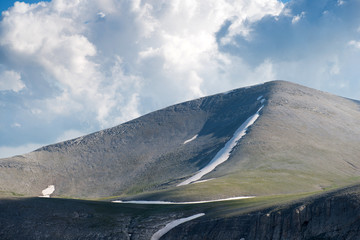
[163,185,360,240]
[1,185,360,240]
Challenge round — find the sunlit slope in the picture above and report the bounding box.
[1,80,360,200]
[0,81,267,198]
[145,81,360,201]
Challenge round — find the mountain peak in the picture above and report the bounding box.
[1,81,360,201]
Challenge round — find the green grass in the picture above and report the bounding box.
[2,183,356,229]
[113,170,357,202]
[93,190,326,220]
[0,190,25,197]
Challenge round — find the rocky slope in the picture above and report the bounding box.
[0,80,267,199]
[1,80,360,201]
[1,80,360,239]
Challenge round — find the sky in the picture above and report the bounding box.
[0,0,360,158]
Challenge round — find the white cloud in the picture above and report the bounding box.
[292,11,305,24]
[348,40,360,49]
[0,70,25,92]
[0,0,284,130]
[0,0,142,129]
[337,0,345,6]
[97,12,106,19]
[221,0,284,43]
[11,123,21,128]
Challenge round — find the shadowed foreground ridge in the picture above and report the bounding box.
[163,184,360,240]
[1,184,360,239]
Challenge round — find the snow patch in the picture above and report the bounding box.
[112,196,255,205]
[257,95,266,104]
[177,105,264,186]
[183,134,198,144]
[39,185,55,198]
[151,213,205,240]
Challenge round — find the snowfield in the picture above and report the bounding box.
[177,104,265,186]
[151,213,205,240]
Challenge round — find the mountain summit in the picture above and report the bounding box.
[1,80,360,200]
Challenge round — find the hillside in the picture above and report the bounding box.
[1,80,360,239]
[1,80,360,201]
[2,184,360,239]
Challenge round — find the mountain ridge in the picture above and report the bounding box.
[1,80,360,201]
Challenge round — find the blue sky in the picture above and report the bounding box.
[0,0,360,157]
[0,0,50,12]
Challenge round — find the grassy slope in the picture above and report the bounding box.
[114,81,360,201]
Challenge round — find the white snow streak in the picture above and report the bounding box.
[183,134,198,144]
[39,185,55,198]
[112,196,255,205]
[257,95,266,104]
[191,178,214,184]
[177,105,264,186]
[151,213,205,240]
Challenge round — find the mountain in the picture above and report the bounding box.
[1,80,360,239]
[1,80,360,201]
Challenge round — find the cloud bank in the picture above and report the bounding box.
[0,0,359,157]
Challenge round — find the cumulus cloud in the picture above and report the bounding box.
[291,11,305,24]
[219,0,360,99]
[349,40,360,49]
[0,0,284,126]
[337,0,345,6]
[0,70,25,92]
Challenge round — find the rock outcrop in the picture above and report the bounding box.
[164,185,360,240]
